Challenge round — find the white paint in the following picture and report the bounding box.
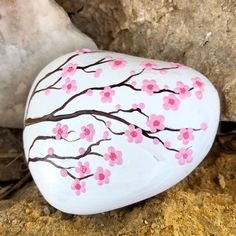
[23,50,220,215]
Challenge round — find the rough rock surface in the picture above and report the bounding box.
[56,0,236,121]
[0,132,235,235]
[0,0,97,128]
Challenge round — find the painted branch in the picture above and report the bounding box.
[25,53,79,116]
[91,115,125,135]
[33,58,114,96]
[152,66,179,71]
[29,138,110,161]
[28,157,94,180]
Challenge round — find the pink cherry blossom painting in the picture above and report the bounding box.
[23,49,220,215]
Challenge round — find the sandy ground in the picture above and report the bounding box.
[0,128,235,235]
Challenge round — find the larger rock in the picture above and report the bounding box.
[0,0,97,128]
[56,0,236,121]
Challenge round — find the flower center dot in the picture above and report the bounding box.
[115,60,122,65]
[80,166,87,173]
[183,132,189,139]
[183,153,188,159]
[110,152,117,161]
[153,120,160,126]
[99,173,105,180]
[169,99,175,105]
[147,84,154,90]
[104,92,110,97]
[67,67,74,72]
[75,183,81,190]
[57,128,63,135]
[130,131,137,137]
[196,81,202,87]
[84,128,90,135]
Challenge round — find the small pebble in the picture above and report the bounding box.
[25,208,30,214]
[42,206,51,216]
[144,219,149,225]
[218,174,226,189]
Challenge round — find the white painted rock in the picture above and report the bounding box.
[0,0,97,128]
[23,49,220,215]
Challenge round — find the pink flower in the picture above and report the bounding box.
[105,121,111,128]
[191,77,205,91]
[159,69,168,74]
[200,122,208,130]
[138,103,145,109]
[175,148,193,165]
[75,161,90,177]
[47,147,54,155]
[140,61,157,69]
[132,103,138,109]
[170,62,185,69]
[62,78,77,94]
[163,94,180,111]
[80,124,95,142]
[175,81,191,99]
[71,179,86,195]
[94,167,111,185]
[79,147,85,155]
[86,89,93,96]
[52,122,69,140]
[142,80,160,95]
[62,63,77,77]
[153,138,160,145]
[164,141,171,148]
[195,91,203,100]
[133,102,145,110]
[146,114,165,132]
[94,68,103,78]
[100,87,115,103]
[109,58,127,69]
[104,146,123,166]
[177,128,194,145]
[60,169,68,177]
[115,104,121,110]
[75,48,92,54]
[103,131,109,139]
[45,89,50,96]
[125,125,143,143]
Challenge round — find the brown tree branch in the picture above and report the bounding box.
[91,115,125,135]
[25,53,79,116]
[28,157,94,180]
[110,107,149,119]
[152,66,179,71]
[28,138,110,162]
[49,69,145,117]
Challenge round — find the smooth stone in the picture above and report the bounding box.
[23,49,220,215]
[0,0,97,128]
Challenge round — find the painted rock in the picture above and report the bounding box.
[23,49,220,215]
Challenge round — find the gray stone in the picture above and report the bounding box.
[0,0,97,128]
